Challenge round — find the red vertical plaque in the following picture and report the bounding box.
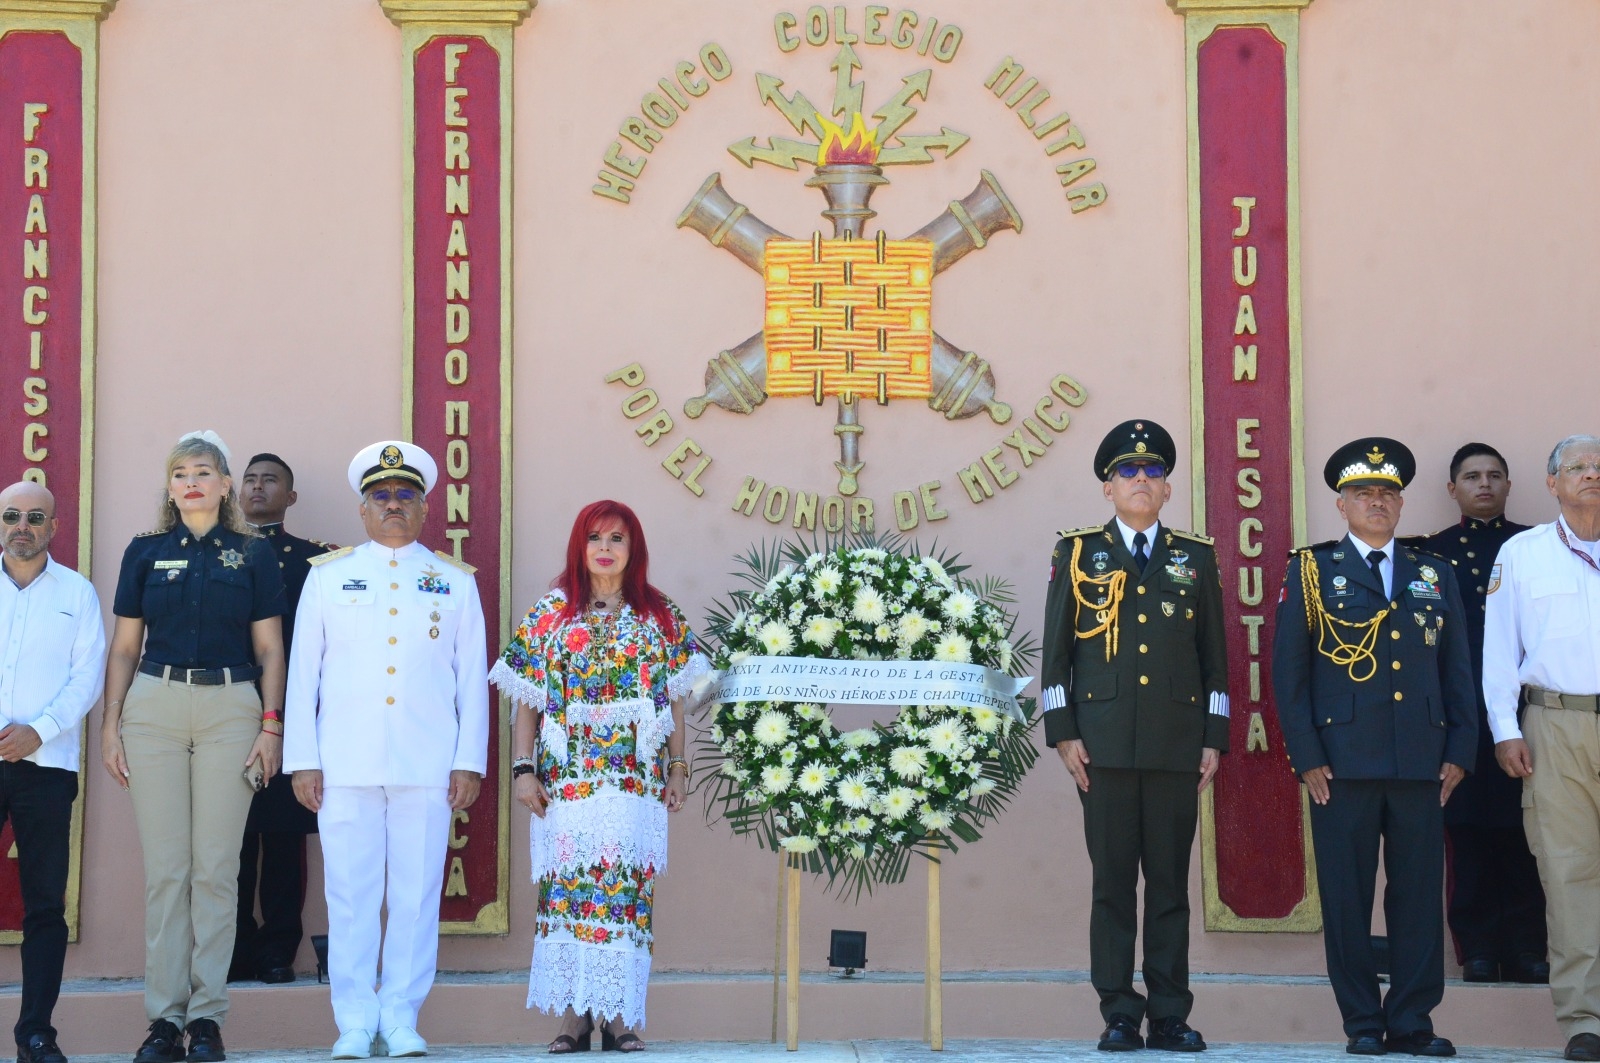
[0,26,95,942]
[1177,0,1319,932]
[406,35,510,933]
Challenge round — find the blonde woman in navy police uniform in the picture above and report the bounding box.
[1040,419,1230,1054]
[100,430,287,1063]
[1273,438,1476,1058]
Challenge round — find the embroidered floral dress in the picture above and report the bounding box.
[489,590,709,1027]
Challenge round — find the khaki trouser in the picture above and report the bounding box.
[1522,703,1600,1038]
[122,671,261,1025]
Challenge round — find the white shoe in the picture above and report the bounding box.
[380,1026,428,1057]
[331,1029,375,1059]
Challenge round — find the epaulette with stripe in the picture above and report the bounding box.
[307,546,354,567]
[1171,528,1214,546]
[1055,525,1105,539]
[308,538,338,550]
[1288,539,1340,558]
[433,549,477,574]
[133,528,164,538]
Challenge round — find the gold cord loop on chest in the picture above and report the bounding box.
[1300,551,1389,683]
[1069,537,1127,662]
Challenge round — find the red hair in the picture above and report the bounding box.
[556,500,675,635]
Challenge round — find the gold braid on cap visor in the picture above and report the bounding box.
[1069,537,1127,662]
[1335,462,1402,489]
[1298,551,1390,682]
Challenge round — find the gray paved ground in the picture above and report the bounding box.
[52,1040,1568,1061]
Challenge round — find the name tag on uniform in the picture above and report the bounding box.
[153,559,188,570]
[342,579,368,591]
[1329,575,1355,598]
[1407,579,1442,600]
[1164,564,1197,584]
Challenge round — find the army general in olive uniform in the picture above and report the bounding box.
[1041,420,1230,1054]
[1273,438,1476,1058]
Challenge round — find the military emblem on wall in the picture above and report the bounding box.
[596,10,1105,532]
[676,54,1019,496]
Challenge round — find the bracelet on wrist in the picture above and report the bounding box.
[511,762,537,778]
[667,756,691,784]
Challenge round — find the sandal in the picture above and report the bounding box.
[549,1014,594,1053]
[601,1024,645,1052]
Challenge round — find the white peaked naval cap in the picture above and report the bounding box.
[348,440,439,496]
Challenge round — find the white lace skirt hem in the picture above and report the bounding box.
[528,935,652,1029]
[531,790,669,881]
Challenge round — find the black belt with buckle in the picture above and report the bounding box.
[1523,685,1600,713]
[139,661,262,686]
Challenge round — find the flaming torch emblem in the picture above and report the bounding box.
[678,50,1022,495]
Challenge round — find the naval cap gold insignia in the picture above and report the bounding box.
[1367,447,1385,465]
[381,444,403,468]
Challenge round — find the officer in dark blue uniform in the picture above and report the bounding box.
[1273,438,1476,1058]
[230,454,336,985]
[1415,443,1545,984]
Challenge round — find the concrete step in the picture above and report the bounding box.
[2,969,1566,1057]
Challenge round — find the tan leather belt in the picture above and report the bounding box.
[1524,685,1600,713]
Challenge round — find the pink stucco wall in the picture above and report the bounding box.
[3,0,1597,991]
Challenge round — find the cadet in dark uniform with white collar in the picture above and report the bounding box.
[1414,443,1545,985]
[230,453,337,985]
[1041,420,1230,1053]
[1273,438,1476,1058]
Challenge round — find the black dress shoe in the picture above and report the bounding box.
[16,1033,67,1063]
[132,1020,186,1063]
[184,1019,224,1063]
[1385,1030,1455,1057]
[1507,953,1551,984]
[1566,1032,1600,1061]
[1098,1014,1144,1052]
[1346,1034,1387,1055]
[1460,957,1499,982]
[1147,1016,1206,1052]
[257,964,295,985]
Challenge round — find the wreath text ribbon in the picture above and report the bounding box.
[708,655,1032,722]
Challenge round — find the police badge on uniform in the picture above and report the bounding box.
[218,548,245,570]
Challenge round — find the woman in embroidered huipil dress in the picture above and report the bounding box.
[490,500,708,1054]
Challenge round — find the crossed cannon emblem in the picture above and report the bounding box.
[675,52,1024,496]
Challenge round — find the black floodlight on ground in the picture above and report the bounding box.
[829,929,868,976]
[312,934,329,984]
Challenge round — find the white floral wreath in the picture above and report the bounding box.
[700,541,1039,894]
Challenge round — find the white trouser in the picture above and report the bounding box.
[318,786,451,1035]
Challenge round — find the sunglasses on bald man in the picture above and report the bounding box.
[1,508,49,527]
[1112,462,1167,480]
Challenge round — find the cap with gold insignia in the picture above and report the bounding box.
[348,440,438,496]
[1323,437,1415,492]
[1093,419,1177,482]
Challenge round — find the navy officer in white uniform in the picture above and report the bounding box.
[284,441,488,1059]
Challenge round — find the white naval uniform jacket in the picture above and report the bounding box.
[283,540,489,787]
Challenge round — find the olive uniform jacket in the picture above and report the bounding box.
[1273,538,1477,781]
[1041,521,1230,771]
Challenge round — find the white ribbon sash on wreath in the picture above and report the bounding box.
[707,655,1031,722]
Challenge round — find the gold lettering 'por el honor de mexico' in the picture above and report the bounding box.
[601,8,1104,531]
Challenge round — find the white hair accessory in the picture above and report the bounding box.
[178,429,233,474]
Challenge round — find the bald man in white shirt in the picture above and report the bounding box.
[1483,434,1600,1063]
[0,482,107,1063]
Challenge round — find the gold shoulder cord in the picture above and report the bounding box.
[1299,551,1389,682]
[1069,537,1127,662]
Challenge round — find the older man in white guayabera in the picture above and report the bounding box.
[1484,434,1600,1063]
